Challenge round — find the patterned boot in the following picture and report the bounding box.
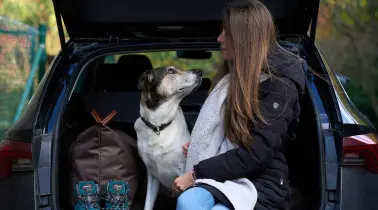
[103,180,131,210]
[73,181,100,210]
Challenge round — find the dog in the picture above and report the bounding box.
[134,66,202,210]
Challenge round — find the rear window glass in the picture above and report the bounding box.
[105,51,222,79]
[73,50,222,93]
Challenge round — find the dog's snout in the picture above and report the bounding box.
[192,69,202,76]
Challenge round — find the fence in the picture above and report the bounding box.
[0,16,47,137]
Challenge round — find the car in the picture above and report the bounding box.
[1,0,378,209]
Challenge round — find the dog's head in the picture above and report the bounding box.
[137,66,202,110]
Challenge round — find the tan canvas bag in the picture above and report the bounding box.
[70,109,142,205]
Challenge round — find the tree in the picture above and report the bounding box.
[0,0,60,54]
[317,0,378,124]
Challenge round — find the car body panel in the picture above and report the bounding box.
[33,133,54,209]
[34,61,78,209]
[0,150,34,209]
[0,53,70,210]
[0,172,35,209]
[314,43,378,210]
[306,68,338,208]
[0,58,56,210]
[340,167,378,210]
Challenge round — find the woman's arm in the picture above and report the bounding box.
[193,78,299,181]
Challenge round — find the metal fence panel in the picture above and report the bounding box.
[0,16,46,137]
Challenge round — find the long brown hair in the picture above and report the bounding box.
[214,0,278,148]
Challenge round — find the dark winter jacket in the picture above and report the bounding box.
[193,48,306,210]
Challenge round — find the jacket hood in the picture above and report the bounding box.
[267,47,306,95]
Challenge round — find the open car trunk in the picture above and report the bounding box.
[55,38,324,210]
[50,0,324,208]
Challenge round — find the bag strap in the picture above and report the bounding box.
[90,109,117,126]
[101,110,118,125]
[91,110,103,124]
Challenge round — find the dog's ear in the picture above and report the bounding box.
[137,70,154,90]
[137,72,147,90]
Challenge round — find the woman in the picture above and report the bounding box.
[174,0,306,210]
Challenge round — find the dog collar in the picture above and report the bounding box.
[140,117,173,135]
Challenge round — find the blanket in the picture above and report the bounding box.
[185,73,269,210]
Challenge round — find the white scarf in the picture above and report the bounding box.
[185,73,269,210]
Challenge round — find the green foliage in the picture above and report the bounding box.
[0,70,23,137]
[318,0,378,127]
[0,0,62,54]
[344,81,378,127]
[0,18,37,137]
[0,0,54,27]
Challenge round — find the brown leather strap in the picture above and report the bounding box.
[91,110,103,124]
[101,110,118,126]
[91,109,117,126]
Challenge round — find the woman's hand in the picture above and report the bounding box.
[173,171,194,193]
[182,142,190,156]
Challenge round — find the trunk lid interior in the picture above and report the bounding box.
[52,0,320,43]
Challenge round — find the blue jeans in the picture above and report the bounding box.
[176,187,230,210]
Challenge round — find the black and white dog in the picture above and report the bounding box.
[134,66,202,210]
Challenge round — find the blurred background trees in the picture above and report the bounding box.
[316,0,378,126]
[0,0,61,54]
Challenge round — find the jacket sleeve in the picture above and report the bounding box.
[193,78,299,181]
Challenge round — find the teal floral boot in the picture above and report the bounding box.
[73,181,100,210]
[103,180,131,210]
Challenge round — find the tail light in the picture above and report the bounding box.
[0,140,33,178]
[343,133,378,173]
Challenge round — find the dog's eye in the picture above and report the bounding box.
[167,67,176,74]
